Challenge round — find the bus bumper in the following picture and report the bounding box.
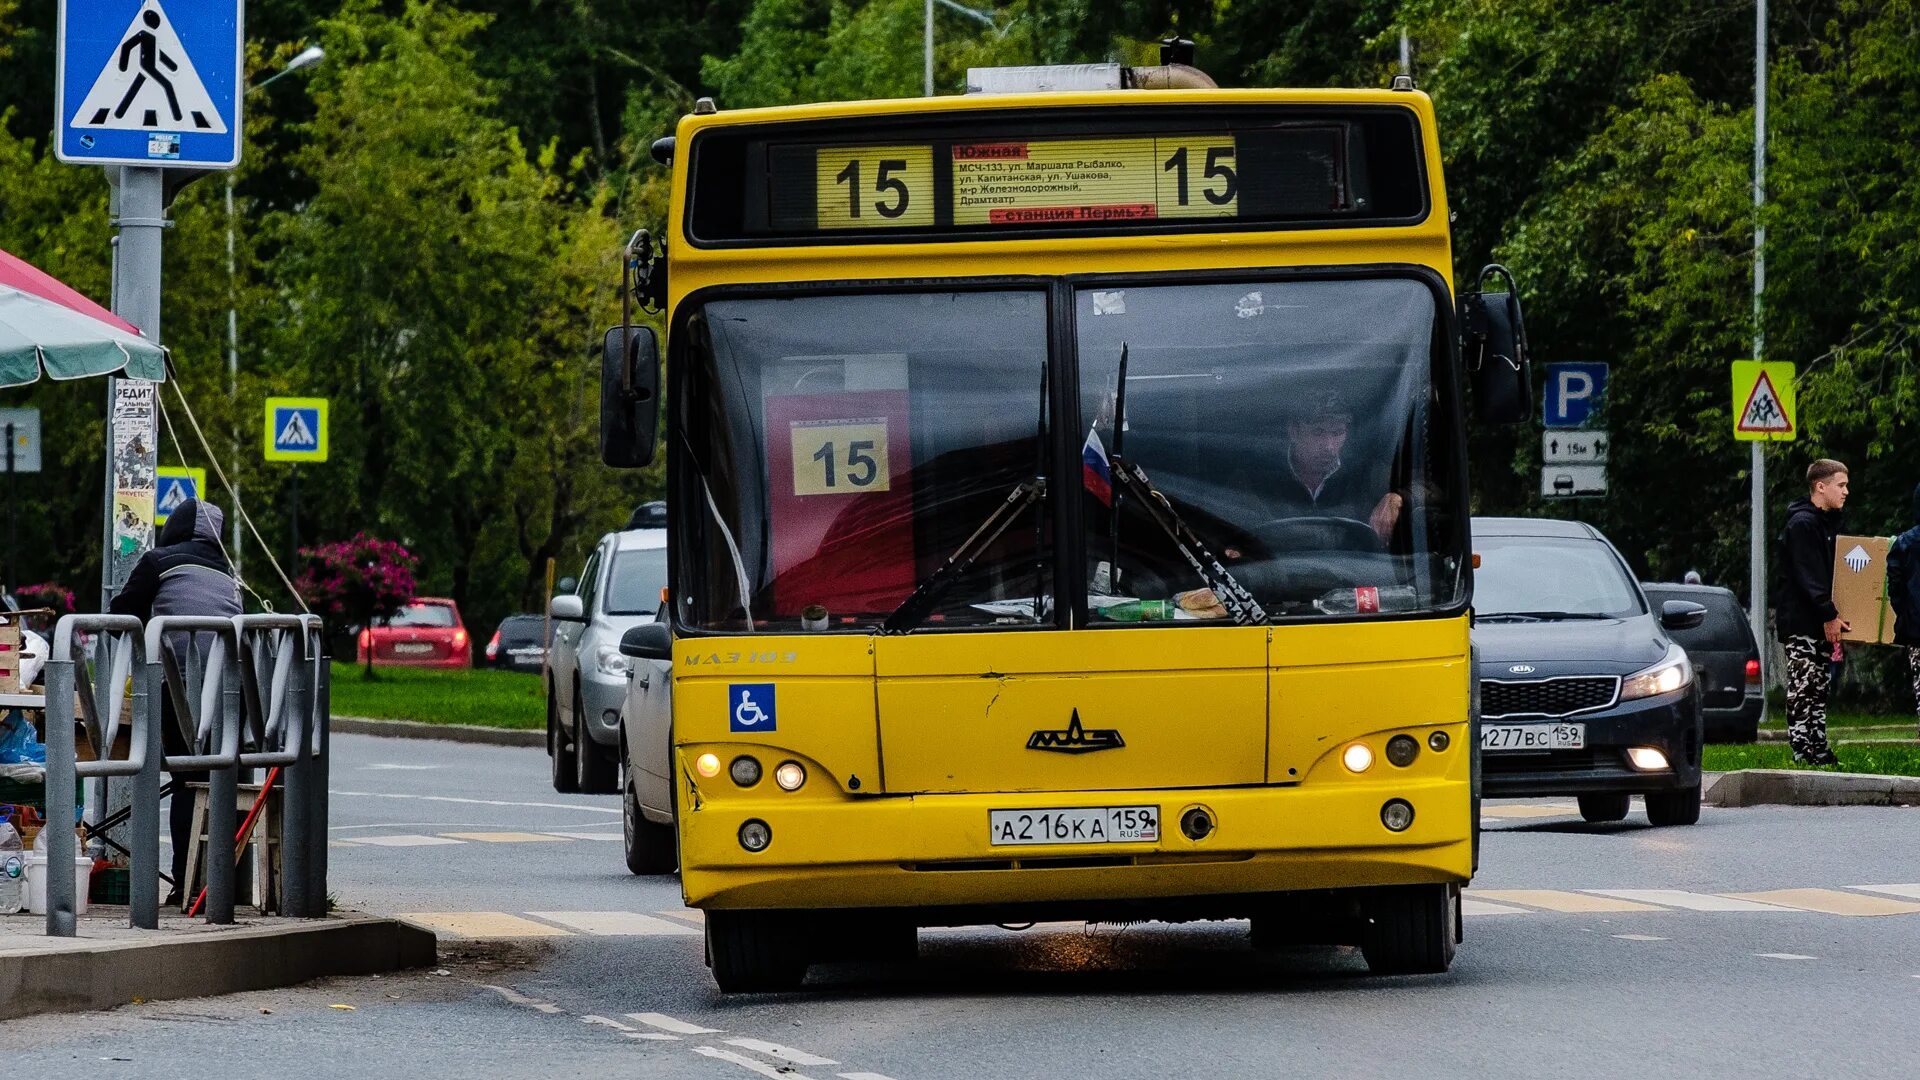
[678,777,1472,912]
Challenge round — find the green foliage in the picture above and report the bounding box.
[328,664,544,728]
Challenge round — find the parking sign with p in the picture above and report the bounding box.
[1543,363,1608,429]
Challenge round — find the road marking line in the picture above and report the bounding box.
[1726,888,1920,917]
[693,1046,814,1080]
[658,909,705,925]
[527,911,700,936]
[1755,953,1817,961]
[545,831,621,841]
[1472,890,1666,913]
[441,831,575,843]
[1849,884,1920,901]
[352,834,466,847]
[724,1039,839,1066]
[360,763,439,770]
[480,984,565,1013]
[1461,898,1531,916]
[1478,804,1578,819]
[326,839,360,848]
[628,1012,721,1035]
[400,912,574,938]
[1587,889,1795,912]
[1613,934,1667,941]
[586,1016,676,1040]
[332,789,621,814]
[582,1016,636,1031]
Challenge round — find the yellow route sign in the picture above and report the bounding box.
[1732,361,1796,442]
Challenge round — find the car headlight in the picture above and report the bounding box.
[1620,643,1693,701]
[594,644,631,678]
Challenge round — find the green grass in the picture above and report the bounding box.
[1758,708,1908,730]
[327,665,545,730]
[1704,742,1920,777]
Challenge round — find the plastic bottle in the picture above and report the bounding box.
[0,821,23,915]
[1314,585,1420,615]
[1100,599,1177,622]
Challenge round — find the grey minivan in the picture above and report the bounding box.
[546,526,668,794]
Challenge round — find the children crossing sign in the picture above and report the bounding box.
[154,465,206,524]
[1731,361,1797,442]
[55,0,244,168]
[264,398,329,462]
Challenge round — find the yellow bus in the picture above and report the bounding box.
[601,58,1533,992]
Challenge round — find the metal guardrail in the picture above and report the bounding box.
[39,613,330,936]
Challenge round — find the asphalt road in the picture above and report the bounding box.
[5,733,1918,1079]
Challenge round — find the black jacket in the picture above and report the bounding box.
[1888,483,1920,647]
[1773,496,1843,639]
[108,499,239,622]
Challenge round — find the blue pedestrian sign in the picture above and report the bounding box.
[1542,362,1609,429]
[55,0,244,169]
[729,683,777,733]
[264,397,329,462]
[153,465,206,524]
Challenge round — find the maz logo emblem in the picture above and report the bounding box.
[1508,664,1537,675]
[1026,709,1125,754]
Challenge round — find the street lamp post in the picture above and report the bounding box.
[923,0,1006,96]
[227,46,325,583]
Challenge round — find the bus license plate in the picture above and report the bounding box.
[1481,723,1585,752]
[989,806,1159,846]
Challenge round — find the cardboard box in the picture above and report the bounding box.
[1832,535,1897,645]
[0,622,19,692]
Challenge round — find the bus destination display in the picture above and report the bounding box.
[948,136,1237,225]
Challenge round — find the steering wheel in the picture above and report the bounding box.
[1250,515,1386,553]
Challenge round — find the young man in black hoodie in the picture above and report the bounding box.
[108,498,243,904]
[1886,481,1920,732]
[1773,459,1850,765]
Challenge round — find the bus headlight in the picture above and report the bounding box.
[774,761,806,791]
[1342,743,1374,773]
[695,753,721,778]
[738,819,771,852]
[1385,735,1420,767]
[729,756,762,787]
[1381,799,1415,832]
[1621,643,1693,701]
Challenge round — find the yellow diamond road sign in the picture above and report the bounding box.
[264,397,329,462]
[1732,361,1796,442]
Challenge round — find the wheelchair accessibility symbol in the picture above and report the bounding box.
[729,683,776,733]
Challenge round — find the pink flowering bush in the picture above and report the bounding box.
[13,582,77,614]
[294,534,418,677]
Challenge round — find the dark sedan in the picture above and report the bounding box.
[483,614,550,673]
[1473,517,1707,826]
[1642,582,1764,743]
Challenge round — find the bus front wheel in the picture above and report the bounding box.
[707,910,811,992]
[1360,884,1457,976]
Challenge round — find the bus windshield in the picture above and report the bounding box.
[1077,277,1461,621]
[674,277,1463,632]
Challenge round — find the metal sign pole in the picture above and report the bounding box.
[5,422,14,591]
[1750,0,1770,703]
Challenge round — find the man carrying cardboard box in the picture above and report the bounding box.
[1887,481,1920,731]
[1774,459,1850,766]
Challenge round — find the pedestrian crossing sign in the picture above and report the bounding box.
[55,0,244,168]
[264,397,329,462]
[1732,361,1797,442]
[153,465,206,524]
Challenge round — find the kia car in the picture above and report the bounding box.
[358,598,472,669]
[1472,518,1707,826]
[1641,582,1765,743]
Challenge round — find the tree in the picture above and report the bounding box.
[294,533,418,679]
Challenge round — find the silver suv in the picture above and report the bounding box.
[546,524,667,793]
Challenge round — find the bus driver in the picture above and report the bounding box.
[1262,392,1404,541]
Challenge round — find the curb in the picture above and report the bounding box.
[332,716,544,748]
[1704,768,1920,808]
[0,914,436,1021]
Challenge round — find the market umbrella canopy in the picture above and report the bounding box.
[0,248,166,387]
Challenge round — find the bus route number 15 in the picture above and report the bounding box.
[790,419,893,496]
[816,146,935,229]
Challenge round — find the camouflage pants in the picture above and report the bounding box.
[1908,647,1920,721]
[1782,635,1832,762]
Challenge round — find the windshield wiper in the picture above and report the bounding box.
[1106,344,1266,625]
[1481,610,1612,622]
[886,360,1050,634]
[884,477,1046,632]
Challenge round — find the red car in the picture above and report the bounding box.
[358,599,472,668]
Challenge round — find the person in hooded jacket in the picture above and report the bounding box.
[1886,481,1920,731]
[109,498,243,905]
[1772,459,1850,766]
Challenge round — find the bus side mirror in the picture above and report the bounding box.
[1461,265,1533,425]
[600,325,660,467]
[619,622,672,661]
